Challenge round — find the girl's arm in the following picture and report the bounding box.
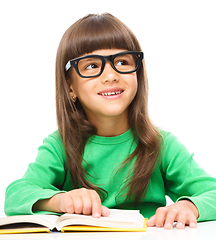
[4,131,67,216]
[5,131,109,217]
[147,131,216,229]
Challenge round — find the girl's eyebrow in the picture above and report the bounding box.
[82,57,101,61]
[81,51,128,59]
[76,54,102,60]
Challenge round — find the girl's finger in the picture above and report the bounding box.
[155,207,167,228]
[90,190,102,218]
[63,193,75,214]
[101,206,110,217]
[164,208,178,229]
[176,211,187,229]
[188,214,197,228]
[146,215,156,227]
[70,191,83,214]
[80,190,93,215]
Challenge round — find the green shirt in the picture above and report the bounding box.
[4,129,216,221]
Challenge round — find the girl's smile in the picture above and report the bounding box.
[97,87,124,99]
[68,49,138,136]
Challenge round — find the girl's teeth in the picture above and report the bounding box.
[101,91,122,96]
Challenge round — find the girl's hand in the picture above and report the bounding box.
[33,188,110,218]
[55,188,110,218]
[146,200,199,229]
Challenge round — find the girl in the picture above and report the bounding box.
[4,13,216,229]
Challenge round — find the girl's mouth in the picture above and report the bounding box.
[98,90,124,96]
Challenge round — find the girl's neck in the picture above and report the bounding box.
[96,119,129,137]
[86,111,130,137]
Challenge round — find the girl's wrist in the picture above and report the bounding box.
[180,200,199,219]
[33,193,65,213]
[49,193,65,213]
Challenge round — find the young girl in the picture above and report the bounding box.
[4,13,216,229]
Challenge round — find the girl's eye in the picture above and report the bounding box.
[86,63,99,70]
[116,60,129,66]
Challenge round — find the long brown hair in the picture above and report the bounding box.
[56,13,162,204]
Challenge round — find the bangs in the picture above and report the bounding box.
[64,13,141,61]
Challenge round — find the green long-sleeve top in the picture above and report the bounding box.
[4,129,216,221]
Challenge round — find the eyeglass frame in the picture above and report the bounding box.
[65,51,144,78]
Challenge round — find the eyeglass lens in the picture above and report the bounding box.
[77,53,137,77]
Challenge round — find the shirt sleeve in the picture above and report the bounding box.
[4,131,67,216]
[161,131,216,222]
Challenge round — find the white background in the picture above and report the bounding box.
[0,0,215,217]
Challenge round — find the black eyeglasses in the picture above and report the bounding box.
[65,51,144,78]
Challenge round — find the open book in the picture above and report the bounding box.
[0,209,147,234]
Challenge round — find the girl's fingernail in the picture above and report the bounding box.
[165,223,173,229]
[177,222,184,229]
[190,222,197,228]
[93,212,100,218]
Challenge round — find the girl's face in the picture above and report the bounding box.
[69,49,138,125]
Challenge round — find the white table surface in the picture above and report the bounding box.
[0,221,216,240]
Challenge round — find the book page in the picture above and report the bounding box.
[0,214,59,230]
[101,209,142,223]
[57,209,144,229]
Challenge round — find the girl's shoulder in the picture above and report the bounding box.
[47,130,63,143]
[157,128,172,140]
[40,130,65,156]
[157,128,194,170]
[157,128,182,147]
[42,130,62,144]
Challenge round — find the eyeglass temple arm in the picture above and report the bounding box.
[65,61,72,71]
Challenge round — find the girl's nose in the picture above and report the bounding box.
[100,62,119,83]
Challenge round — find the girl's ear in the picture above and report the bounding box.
[67,80,77,102]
